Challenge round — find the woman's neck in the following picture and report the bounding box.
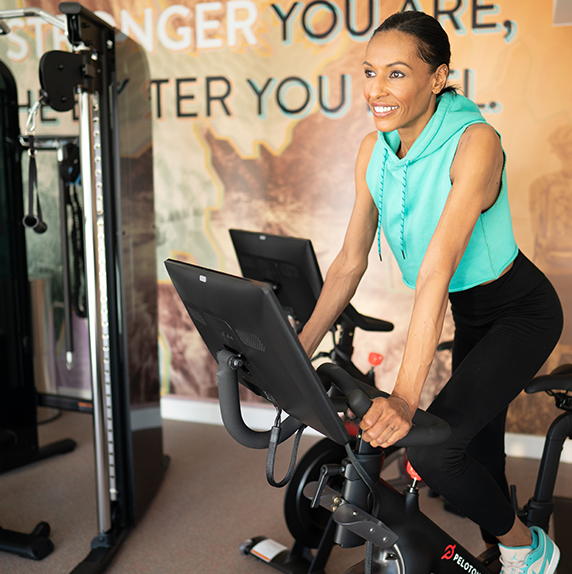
[396,96,439,159]
[397,141,410,159]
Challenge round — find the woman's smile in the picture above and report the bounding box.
[372,104,399,117]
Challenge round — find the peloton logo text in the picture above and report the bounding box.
[442,544,480,574]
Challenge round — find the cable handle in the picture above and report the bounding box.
[22,135,47,234]
[22,93,49,234]
[25,98,43,134]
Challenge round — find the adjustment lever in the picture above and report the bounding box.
[304,481,345,515]
[311,464,344,508]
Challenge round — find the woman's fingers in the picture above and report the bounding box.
[360,397,385,430]
[359,396,413,447]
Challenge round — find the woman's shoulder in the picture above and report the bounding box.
[361,130,378,146]
[358,131,379,159]
[355,131,379,179]
[455,122,502,161]
[451,122,504,184]
[461,122,498,140]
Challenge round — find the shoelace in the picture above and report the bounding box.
[499,555,526,574]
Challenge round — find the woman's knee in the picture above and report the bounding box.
[407,444,463,483]
[406,445,440,478]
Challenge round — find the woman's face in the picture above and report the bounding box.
[363,30,447,143]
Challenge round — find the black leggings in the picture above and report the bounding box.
[407,252,563,543]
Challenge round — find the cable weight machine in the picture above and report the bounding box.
[0,4,166,572]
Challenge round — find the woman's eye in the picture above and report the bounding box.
[389,70,404,78]
[364,69,375,78]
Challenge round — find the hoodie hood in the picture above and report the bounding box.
[378,91,485,165]
[366,91,517,291]
[372,92,486,261]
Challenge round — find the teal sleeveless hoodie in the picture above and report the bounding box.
[365,91,518,292]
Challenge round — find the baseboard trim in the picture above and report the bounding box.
[160,396,572,463]
[160,395,321,434]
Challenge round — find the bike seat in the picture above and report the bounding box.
[525,364,572,394]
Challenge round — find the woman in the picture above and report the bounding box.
[299,11,562,574]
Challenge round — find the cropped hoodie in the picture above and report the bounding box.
[365,91,518,292]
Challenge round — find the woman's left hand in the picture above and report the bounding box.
[359,395,414,448]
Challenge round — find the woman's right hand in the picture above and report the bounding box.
[360,394,413,448]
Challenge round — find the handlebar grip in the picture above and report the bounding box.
[347,389,373,418]
[339,304,394,332]
[348,387,450,447]
[318,362,364,397]
[403,408,451,447]
[318,363,451,447]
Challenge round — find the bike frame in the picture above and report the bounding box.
[306,436,495,574]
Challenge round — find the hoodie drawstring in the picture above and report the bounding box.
[377,151,410,261]
[376,148,388,261]
[400,160,410,259]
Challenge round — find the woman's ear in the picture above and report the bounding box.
[432,64,449,94]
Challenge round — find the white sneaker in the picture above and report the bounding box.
[499,526,560,574]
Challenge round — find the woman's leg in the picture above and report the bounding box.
[466,409,510,544]
[407,279,562,540]
[451,315,511,543]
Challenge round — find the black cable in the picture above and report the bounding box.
[265,402,307,487]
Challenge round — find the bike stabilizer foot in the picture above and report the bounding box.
[240,535,331,574]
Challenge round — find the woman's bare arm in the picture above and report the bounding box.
[299,132,379,357]
[360,123,505,448]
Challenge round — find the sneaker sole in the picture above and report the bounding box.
[545,544,560,574]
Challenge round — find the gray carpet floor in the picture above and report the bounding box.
[1,410,571,574]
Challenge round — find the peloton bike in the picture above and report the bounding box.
[229,229,445,548]
[166,258,572,574]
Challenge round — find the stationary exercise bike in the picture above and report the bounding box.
[165,258,572,574]
[229,229,417,546]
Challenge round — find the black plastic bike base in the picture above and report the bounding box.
[69,526,129,574]
[0,521,54,560]
[477,546,501,574]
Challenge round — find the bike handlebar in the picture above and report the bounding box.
[339,304,394,332]
[217,349,304,449]
[317,363,451,447]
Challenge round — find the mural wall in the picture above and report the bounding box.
[2,0,571,434]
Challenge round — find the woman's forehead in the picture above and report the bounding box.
[365,30,422,66]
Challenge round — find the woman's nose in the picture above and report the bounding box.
[368,76,389,99]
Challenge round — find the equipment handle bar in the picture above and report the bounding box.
[339,304,394,332]
[317,363,450,447]
[216,349,303,449]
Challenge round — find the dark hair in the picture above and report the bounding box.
[372,11,456,96]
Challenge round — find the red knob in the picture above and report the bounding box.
[368,352,384,367]
[407,462,422,482]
